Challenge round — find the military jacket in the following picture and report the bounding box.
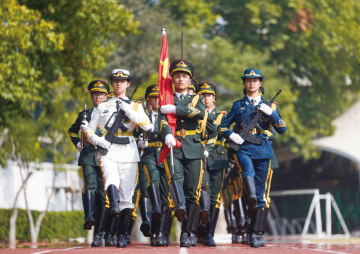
[68,108,102,166]
[141,111,164,167]
[218,97,287,160]
[86,97,153,163]
[206,110,229,170]
[158,93,206,160]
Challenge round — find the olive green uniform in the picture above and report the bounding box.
[201,110,228,207]
[68,108,106,206]
[159,93,207,203]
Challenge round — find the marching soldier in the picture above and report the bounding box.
[137,84,171,246]
[218,68,287,248]
[188,78,198,95]
[197,81,228,246]
[158,59,207,247]
[68,80,110,247]
[85,69,154,248]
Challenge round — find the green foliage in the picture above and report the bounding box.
[0,209,87,243]
[214,0,360,140]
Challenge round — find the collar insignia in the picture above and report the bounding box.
[176,61,187,67]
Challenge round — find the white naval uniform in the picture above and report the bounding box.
[85,97,153,211]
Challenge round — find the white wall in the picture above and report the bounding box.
[0,160,83,212]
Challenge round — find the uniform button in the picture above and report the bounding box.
[158,148,160,151]
[155,135,157,138]
[181,120,184,122]
[222,151,224,154]
[132,140,134,142]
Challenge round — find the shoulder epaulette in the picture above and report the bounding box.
[232,99,241,103]
[220,111,227,114]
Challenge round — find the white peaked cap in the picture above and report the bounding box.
[112,69,130,75]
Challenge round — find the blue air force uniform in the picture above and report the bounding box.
[218,70,287,209]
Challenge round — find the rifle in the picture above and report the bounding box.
[229,89,282,151]
[80,99,87,148]
[97,84,140,155]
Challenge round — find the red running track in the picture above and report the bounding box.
[1,242,360,254]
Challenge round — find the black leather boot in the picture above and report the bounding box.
[169,181,187,222]
[180,202,198,247]
[197,219,206,244]
[157,206,170,246]
[127,210,134,244]
[139,197,152,237]
[91,206,109,247]
[165,212,173,245]
[83,191,96,230]
[242,176,257,211]
[117,209,131,248]
[205,206,220,247]
[189,205,199,246]
[249,210,262,248]
[150,219,160,246]
[104,216,118,246]
[233,198,245,235]
[258,207,268,247]
[147,184,162,222]
[242,196,251,228]
[224,208,232,233]
[107,185,120,218]
[199,191,211,224]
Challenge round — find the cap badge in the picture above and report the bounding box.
[152,86,159,91]
[176,61,188,67]
[94,81,104,87]
[113,71,128,78]
[201,83,211,89]
[245,70,260,77]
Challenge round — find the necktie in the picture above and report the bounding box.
[251,99,256,108]
[116,100,120,111]
[154,113,157,123]
[180,94,184,102]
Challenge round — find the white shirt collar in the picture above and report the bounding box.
[208,108,214,114]
[174,91,188,99]
[247,95,262,106]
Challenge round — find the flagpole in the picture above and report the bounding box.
[181,30,183,58]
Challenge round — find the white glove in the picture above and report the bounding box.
[120,101,132,113]
[259,103,273,116]
[76,142,83,153]
[204,150,209,158]
[160,105,176,115]
[148,124,154,132]
[97,137,111,149]
[229,162,234,170]
[164,134,176,147]
[138,140,148,149]
[229,133,244,145]
[80,120,88,133]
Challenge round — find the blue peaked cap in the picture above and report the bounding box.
[241,69,264,81]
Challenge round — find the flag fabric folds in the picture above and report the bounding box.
[158,30,181,164]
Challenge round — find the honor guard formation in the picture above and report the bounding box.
[68,62,287,248]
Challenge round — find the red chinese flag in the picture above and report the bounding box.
[158,30,181,164]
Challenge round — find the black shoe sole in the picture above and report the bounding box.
[151,212,162,222]
[199,210,210,224]
[117,244,127,248]
[140,223,151,237]
[180,243,191,247]
[175,208,187,222]
[105,243,115,246]
[91,242,103,247]
[83,220,95,230]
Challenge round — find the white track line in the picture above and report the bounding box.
[179,247,189,254]
[309,249,347,254]
[32,247,82,254]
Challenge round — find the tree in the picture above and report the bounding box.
[214,0,360,145]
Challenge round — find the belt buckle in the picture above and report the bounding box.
[179,129,186,138]
[155,141,161,147]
